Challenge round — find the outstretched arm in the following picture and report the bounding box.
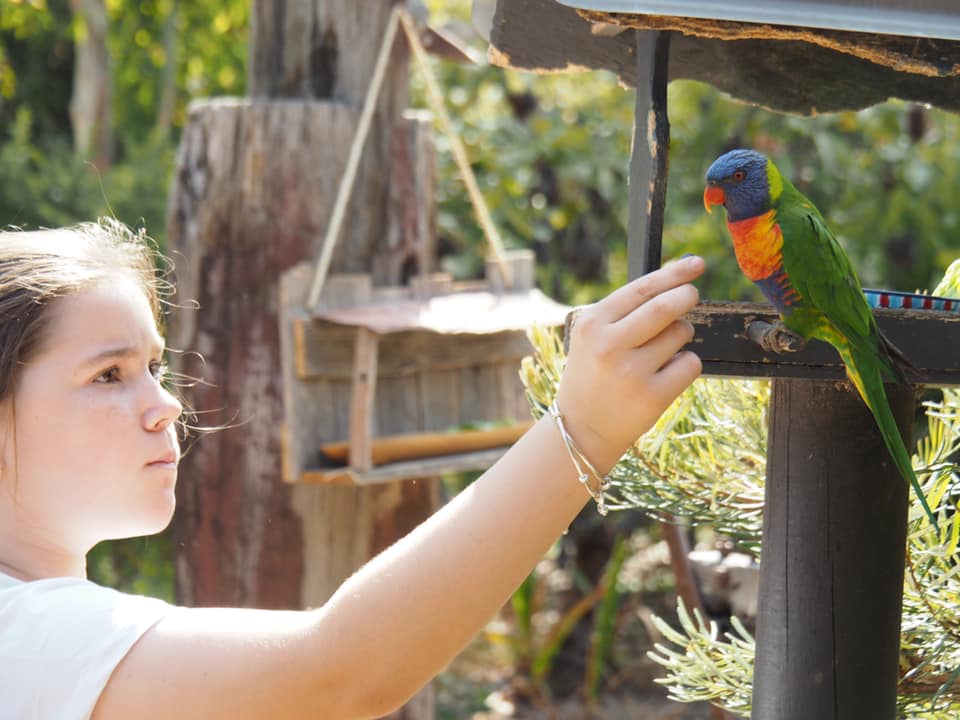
[94,256,704,720]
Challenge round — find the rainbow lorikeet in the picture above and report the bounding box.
[703,148,937,529]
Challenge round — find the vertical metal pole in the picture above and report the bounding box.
[752,379,910,719]
[628,30,671,278]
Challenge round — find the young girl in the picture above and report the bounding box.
[0,218,704,720]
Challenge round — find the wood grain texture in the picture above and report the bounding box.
[685,301,960,385]
[627,30,670,277]
[751,379,910,719]
[488,0,960,114]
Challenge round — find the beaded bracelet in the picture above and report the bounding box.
[548,399,611,516]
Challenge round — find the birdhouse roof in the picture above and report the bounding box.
[484,0,960,114]
[314,289,570,335]
[557,0,960,41]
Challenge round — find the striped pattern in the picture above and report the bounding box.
[863,289,960,313]
[756,269,802,313]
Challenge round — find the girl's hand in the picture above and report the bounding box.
[556,256,705,472]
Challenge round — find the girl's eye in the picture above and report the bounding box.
[95,366,121,384]
[150,361,168,380]
[93,363,167,384]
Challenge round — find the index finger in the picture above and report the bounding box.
[594,255,705,323]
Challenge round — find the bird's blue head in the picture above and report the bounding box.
[704,149,782,222]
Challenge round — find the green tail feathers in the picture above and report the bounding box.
[841,345,938,530]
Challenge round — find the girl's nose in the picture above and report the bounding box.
[144,384,183,432]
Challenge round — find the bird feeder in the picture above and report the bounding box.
[483,1,960,718]
[279,252,569,485]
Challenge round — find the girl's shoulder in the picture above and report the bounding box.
[0,573,175,720]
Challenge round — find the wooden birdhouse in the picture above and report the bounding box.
[483,1,960,718]
[279,251,569,485]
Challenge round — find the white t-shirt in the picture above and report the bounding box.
[0,570,175,720]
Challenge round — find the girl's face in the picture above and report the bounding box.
[1,276,182,552]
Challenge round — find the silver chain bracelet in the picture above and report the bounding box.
[548,399,611,516]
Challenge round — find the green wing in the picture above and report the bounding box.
[777,191,876,344]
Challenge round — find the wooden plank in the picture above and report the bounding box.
[299,447,517,486]
[319,422,534,465]
[348,327,379,472]
[280,262,341,482]
[377,112,437,283]
[627,30,670,277]
[487,0,960,115]
[419,368,461,432]
[751,379,909,719]
[376,374,422,436]
[485,249,536,293]
[410,272,453,300]
[294,321,537,380]
[329,380,356,442]
[562,300,960,384]
[495,361,526,422]
[458,363,503,426]
[685,301,960,385]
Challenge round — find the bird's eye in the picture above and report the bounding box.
[733,170,746,182]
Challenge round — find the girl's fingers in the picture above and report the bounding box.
[650,350,703,403]
[633,319,696,371]
[594,256,705,324]
[613,282,700,349]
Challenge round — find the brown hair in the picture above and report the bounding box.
[0,218,167,400]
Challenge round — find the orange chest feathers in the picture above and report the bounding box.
[728,210,784,281]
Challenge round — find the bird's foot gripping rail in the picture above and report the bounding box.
[746,319,807,355]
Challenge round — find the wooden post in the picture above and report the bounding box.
[348,327,379,472]
[752,378,911,719]
[627,30,670,278]
[627,35,731,718]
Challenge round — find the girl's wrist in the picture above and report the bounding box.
[545,401,626,513]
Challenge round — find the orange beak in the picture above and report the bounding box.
[703,185,726,214]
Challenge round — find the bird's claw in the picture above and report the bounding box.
[747,319,807,354]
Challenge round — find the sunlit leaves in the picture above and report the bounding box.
[107,0,249,142]
[647,599,755,716]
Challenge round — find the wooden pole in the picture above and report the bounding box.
[752,378,911,719]
[628,32,732,720]
[628,29,670,278]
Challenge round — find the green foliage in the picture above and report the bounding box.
[0,106,173,243]
[1,0,248,154]
[647,599,755,716]
[487,535,630,701]
[87,530,176,602]
[418,59,634,303]
[107,0,249,143]
[585,533,628,701]
[610,379,767,550]
[0,108,105,227]
[0,0,73,138]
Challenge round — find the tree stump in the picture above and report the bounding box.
[168,2,438,716]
